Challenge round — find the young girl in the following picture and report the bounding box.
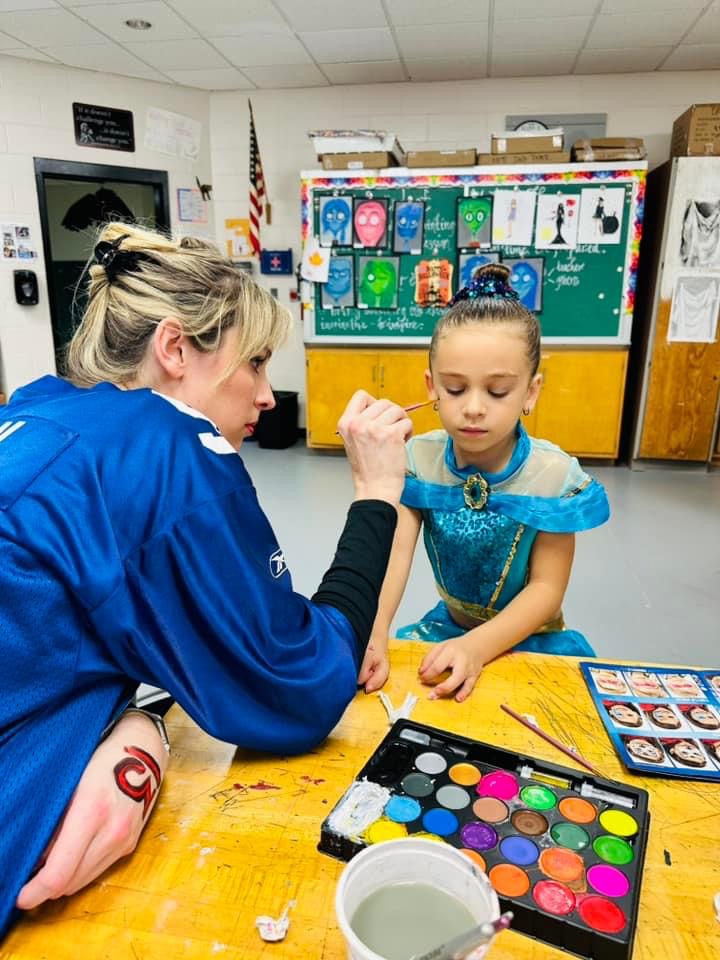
[359,263,609,702]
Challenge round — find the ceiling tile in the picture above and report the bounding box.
[211,32,311,67]
[0,8,106,44]
[165,0,286,35]
[299,27,397,63]
[0,28,21,46]
[322,60,406,84]
[396,22,488,60]
[405,58,487,81]
[72,2,198,43]
[123,37,227,69]
[491,49,577,77]
[41,40,160,73]
[600,0,706,12]
[493,17,592,52]
[273,0,387,31]
[495,0,597,18]
[241,62,328,87]
[575,46,672,73]
[587,12,699,48]
[685,6,720,44]
[0,0,57,9]
[0,46,55,60]
[385,0,489,26]
[165,66,254,89]
[661,43,720,70]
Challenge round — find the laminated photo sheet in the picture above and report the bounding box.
[580,662,720,780]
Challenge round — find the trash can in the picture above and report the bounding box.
[255,390,299,449]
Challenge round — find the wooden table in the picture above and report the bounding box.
[4,644,720,960]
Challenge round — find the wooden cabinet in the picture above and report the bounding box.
[306,347,628,458]
[532,349,628,459]
[306,349,439,447]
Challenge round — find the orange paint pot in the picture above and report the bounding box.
[539,848,585,884]
[558,797,597,824]
[460,849,486,871]
[489,863,530,897]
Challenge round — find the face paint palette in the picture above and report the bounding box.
[319,720,649,960]
[581,661,720,781]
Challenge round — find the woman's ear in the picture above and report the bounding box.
[424,367,437,400]
[152,317,187,380]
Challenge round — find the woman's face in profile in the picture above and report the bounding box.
[178,330,276,449]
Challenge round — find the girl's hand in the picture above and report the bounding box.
[358,638,390,693]
[16,711,168,910]
[418,636,484,702]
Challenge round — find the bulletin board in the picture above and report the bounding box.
[300,162,647,346]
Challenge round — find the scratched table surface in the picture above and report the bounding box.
[3,643,719,960]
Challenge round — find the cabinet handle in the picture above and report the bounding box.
[379,365,385,390]
[371,364,376,383]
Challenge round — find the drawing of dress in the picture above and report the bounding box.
[507,198,518,238]
[670,277,719,341]
[593,196,605,236]
[552,203,566,245]
[680,200,720,267]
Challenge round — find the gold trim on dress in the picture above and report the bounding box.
[438,584,566,634]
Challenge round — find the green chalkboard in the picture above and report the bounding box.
[302,167,645,345]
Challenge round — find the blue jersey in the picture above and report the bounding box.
[0,376,359,935]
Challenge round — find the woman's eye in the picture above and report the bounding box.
[250,356,266,371]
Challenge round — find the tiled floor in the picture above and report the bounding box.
[243,441,720,667]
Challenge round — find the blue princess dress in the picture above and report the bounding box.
[396,425,609,656]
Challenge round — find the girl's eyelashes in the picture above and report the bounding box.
[489,391,509,399]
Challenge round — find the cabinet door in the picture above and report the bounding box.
[380,350,441,435]
[534,350,628,458]
[306,349,377,447]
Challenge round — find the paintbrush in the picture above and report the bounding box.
[410,912,513,960]
[501,703,603,777]
[335,399,434,435]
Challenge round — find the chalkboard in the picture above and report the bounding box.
[301,165,646,345]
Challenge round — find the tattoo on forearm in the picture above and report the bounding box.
[113,746,162,817]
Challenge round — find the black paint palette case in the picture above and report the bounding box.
[319,720,650,960]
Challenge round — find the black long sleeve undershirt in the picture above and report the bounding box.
[311,500,398,666]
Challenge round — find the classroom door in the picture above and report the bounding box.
[35,158,169,370]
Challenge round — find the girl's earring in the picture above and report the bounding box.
[432,400,439,411]
[522,406,531,416]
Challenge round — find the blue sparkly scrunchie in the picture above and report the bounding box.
[450,272,520,306]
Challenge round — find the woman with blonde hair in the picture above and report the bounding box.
[0,224,411,935]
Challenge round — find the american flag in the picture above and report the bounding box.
[249,100,265,256]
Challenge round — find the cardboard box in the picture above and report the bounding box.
[671,104,720,157]
[572,139,647,161]
[406,148,476,167]
[321,151,397,170]
[491,129,564,154]
[477,151,571,165]
[310,129,405,164]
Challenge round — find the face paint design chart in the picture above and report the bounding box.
[582,662,720,780]
[320,720,650,960]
